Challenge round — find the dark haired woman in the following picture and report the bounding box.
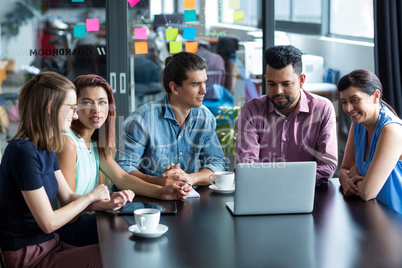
[338,69,402,213]
[57,74,191,200]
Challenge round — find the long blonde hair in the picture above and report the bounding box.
[12,71,75,152]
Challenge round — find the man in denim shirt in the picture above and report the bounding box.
[116,52,227,186]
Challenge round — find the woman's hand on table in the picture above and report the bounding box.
[343,166,364,196]
[108,190,135,210]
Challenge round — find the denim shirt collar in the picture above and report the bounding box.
[162,94,176,121]
[162,94,194,126]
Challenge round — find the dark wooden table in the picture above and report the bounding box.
[96,179,402,268]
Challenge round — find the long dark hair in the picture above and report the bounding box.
[337,69,398,116]
[72,74,116,158]
[162,52,206,94]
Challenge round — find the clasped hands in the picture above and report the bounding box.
[162,163,194,186]
[157,163,193,199]
[343,166,365,196]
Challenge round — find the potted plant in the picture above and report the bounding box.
[215,106,241,171]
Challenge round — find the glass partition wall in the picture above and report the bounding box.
[1,0,107,82]
[0,0,108,155]
[0,0,269,159]
[127,0,264,109]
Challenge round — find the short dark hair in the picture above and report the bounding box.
[162,52,206,94]
[264,45,303,75]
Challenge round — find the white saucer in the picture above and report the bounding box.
[209,184,235,193]
[128,224,168,238]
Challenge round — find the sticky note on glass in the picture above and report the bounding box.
[229,0,240,9]
[166,28,179,41]
[183,27,196,40]
[135,42,148,54]
[184,0,196,9]
[184,10,197,22]
[86,19,99,32]
[74,25,86,37]
[233,11,244,22]
[169,42,183,54]
[134,28,147,40]
[127,0,140,7]
[185,42,198,53]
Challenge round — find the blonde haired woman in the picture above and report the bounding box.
[0,72,133,267]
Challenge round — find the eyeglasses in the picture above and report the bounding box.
[63,103,78,113]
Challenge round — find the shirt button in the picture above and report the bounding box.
[283,137,286,141]
[285,119,288,122]
[180,152,183,155]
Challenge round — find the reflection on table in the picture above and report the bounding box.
[96,179,402,268]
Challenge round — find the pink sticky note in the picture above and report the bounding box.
[127,0,140,7]
[134,28,147,40]
[86,19,99,32]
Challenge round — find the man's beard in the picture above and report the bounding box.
[269,94,297,109]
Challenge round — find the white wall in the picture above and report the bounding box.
[284,33,375,79]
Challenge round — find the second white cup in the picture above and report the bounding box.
[134,208,160,233]
[209,171,234,190]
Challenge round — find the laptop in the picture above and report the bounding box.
[226,162,317,215]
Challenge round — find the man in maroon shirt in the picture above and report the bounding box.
[235,45,337,186]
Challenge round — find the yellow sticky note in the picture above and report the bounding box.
[166,28,179,41]
[229,0,240,9]
[184,0,196,9]
[233,11,244,22]
[185,42,198,53]
[169,42,183,54]
[135,42,148,54]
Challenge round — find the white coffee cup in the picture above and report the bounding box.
[134,208,160,233]
[209,171,235,190]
